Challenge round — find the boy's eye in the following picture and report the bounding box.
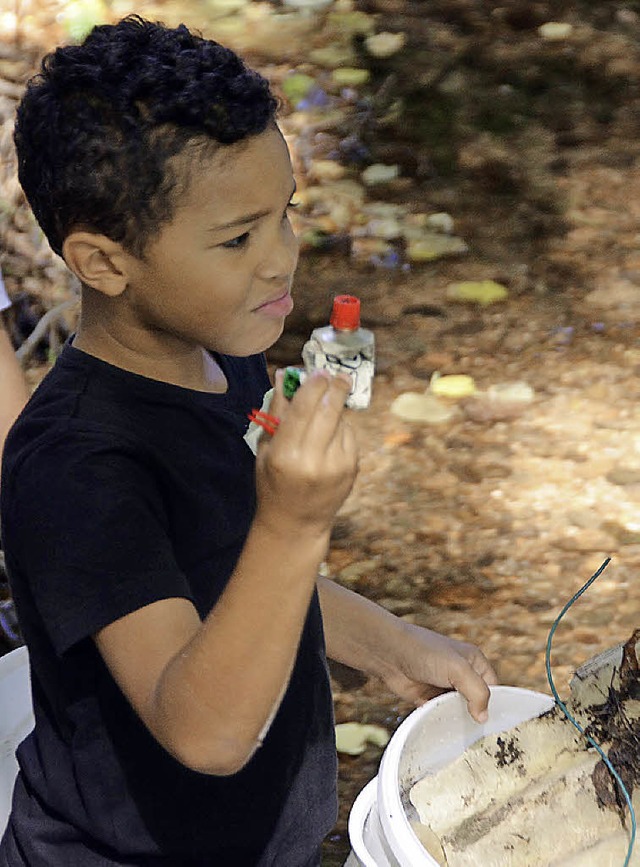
[222,232,250,250]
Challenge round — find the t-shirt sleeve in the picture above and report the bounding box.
[5,429,193,656]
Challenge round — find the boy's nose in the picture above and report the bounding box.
[259,228,299,281]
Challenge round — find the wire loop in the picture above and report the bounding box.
[545,557,636,866]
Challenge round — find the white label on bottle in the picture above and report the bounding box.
[305,349,374,409]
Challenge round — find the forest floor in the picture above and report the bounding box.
[1,2,640,864]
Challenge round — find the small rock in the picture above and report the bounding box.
[538,21,574,41]
[377,597,415,616]
[568,628,601,645]
[584,280,640,321]
[601,521,640,546]
[411,352,455,379]
[283,0,333,11]
[567,510,602,530]
[327,10,376,36]
[553,529,616,553]
[389,392,457,423]
[605,466,640,486]
[364,31,406,58]
[425,212,454,234]
[309,44,356,68]
[361,217,403,240]
[339,559,380,583]
[361,163,400,186]
[308,159,347,182]
[350,237,394,262]
[464,382,535,421]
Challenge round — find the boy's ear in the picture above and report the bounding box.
[62,231,132,297]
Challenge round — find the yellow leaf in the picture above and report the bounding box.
[335,722,390,756]
[446,280,508,306]
[431,374,476,399]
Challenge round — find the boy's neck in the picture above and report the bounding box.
[73,322,228,394]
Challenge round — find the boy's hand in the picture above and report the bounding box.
[254,369,358,538]
[379,624,497,723]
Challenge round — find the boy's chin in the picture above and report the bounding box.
[207,338,282,358]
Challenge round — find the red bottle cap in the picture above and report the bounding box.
[330,295,360,331]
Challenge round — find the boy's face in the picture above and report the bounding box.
[123,125,299,358]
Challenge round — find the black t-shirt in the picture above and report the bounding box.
[0,343,337,866]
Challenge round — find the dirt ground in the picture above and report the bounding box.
[1,2,640,864]
[310,162,640,862]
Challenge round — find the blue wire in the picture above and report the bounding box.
[545,556,636,867]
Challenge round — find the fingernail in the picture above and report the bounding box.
[477,710,488,724]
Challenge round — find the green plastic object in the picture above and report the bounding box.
[283,367,305,400]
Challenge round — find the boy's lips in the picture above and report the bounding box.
[254,290,294,318]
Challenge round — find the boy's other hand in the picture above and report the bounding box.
[378,625,498,724]
[254,369,358,539]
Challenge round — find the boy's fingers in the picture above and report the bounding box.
[268,369,289,418]
[340,416,357,454]
[280,371,349,447]
[449,661,493,724]
[305,375,352,450]
[465,680,491,724]
[475,656,499,687]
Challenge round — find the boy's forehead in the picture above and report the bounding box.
[176,127,293,213]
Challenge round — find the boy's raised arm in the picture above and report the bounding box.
[95,370,357,775]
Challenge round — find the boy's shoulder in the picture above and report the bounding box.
[18,342,267,426]
[5,343,138,465]
[3,343,270,493]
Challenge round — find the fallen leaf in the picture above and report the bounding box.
[335,722,390,756]
[430,374,477,399]
[390,392,457,423]
[446,280,508,306]
[383,431,414,448]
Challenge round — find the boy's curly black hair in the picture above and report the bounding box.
[14,16,278,258]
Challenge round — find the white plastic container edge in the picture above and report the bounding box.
[349,686,554,867]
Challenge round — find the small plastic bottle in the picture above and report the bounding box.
[302,295,375,409]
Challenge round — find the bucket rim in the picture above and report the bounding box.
[347,777,379,867]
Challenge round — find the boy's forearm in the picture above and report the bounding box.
[318,576,497,722]
[317,575,406,684]
[152,518,331,774]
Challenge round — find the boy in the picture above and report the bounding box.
[0,17,496,866]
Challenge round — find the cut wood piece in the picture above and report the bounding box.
[409,633,640,866]
[552,825,640,867]
[409,820,446,864]
[436,753,632,866]
[409,707,583,834]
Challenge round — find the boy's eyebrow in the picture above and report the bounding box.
[208,182,297,233]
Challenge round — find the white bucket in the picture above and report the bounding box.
[348,685,554,866]
[0,646,33,837]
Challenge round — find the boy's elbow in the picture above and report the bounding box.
[167,731,259,776]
